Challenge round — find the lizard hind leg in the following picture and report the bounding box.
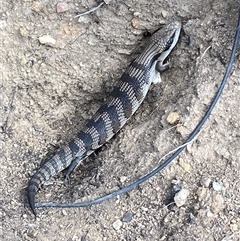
[65,156,85,182]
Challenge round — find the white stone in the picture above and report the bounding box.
[212,181,222,191]
[112,219,122,230]
[174,189,190,207]
[39,35,56,46]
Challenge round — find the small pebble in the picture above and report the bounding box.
[133,12,141,17]
[212,181,222,191]
[174,189,189,207]
[31,2,42,12]
[122,211,132,222]
[39,35,56,47]
[196,187,208,201]
[120,176,127,183]
[131,18,139,29]
[173,184,181,192]
[56,2,69,13]
[112,219,122,230]
[176,124,184,135]
[166,112,179,125]
[211,193,224,213]
[163,212,174,223]
[141,206,148,212]
[34,125,43,132]
[62,210,67,216]
[161,9,168,18]
[206,210,214,217]
[230,223,239,232]
[200,176,211,187]
[178,158,191,172]
[19,27,29,37]
[78,16,90,24]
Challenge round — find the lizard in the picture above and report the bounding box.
[27,21,181,215]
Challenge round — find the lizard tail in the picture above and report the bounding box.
[28,172,42,216]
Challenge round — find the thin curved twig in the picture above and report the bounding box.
[74,2,104,18]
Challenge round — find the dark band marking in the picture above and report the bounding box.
[32,175,42,184]
[130,61,146,71]
[77,130,93,151]
[86,117,107,146]
[110,87,133,119]
[97,103,121,133]
[38,169,48,181]
[120,73,144,101]
[58,149,66,163]
[69,140,80,156]
[42,165,52,177]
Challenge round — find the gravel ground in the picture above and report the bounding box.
[1,0,240,240]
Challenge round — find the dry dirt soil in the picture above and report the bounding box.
[1,0,240,240]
